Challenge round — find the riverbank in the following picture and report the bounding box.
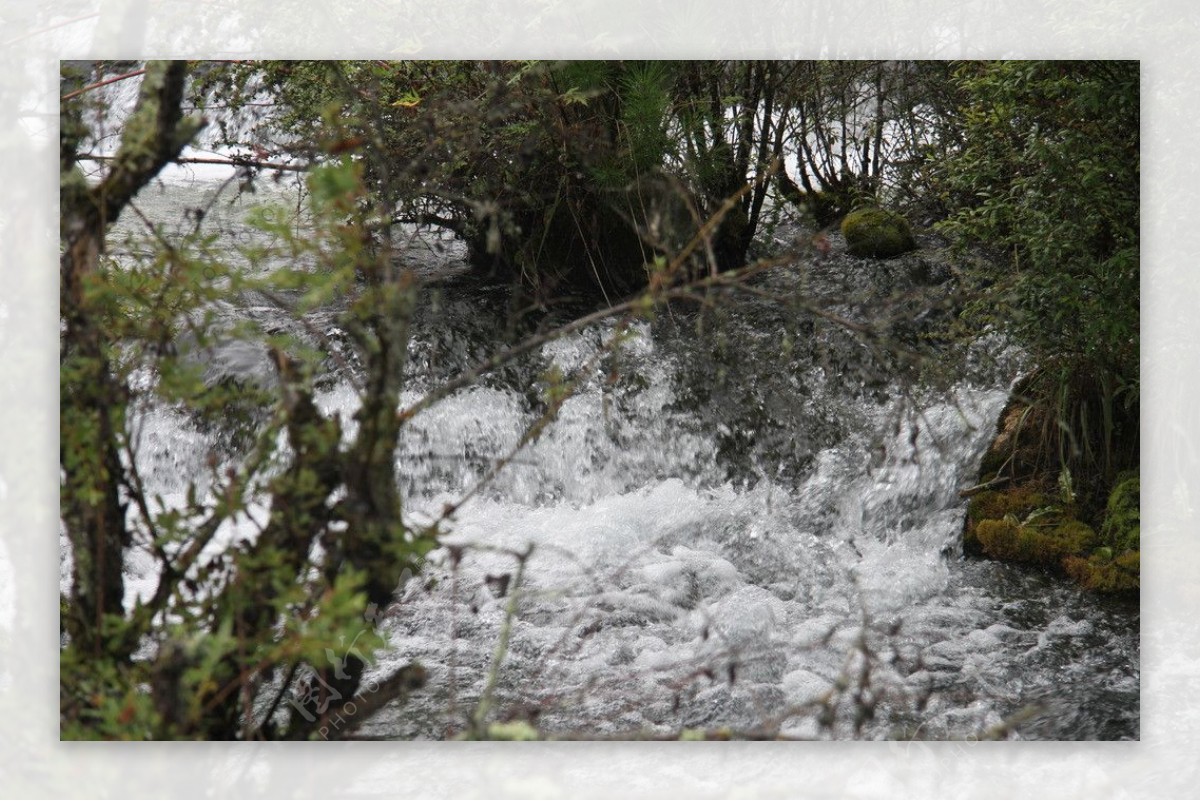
[963,386,1140,597]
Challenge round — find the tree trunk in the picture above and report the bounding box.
[59,60,202,659]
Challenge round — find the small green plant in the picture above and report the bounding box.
[1058,465,1076,508]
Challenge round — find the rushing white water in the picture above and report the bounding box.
[350,333,1021,739]
[78,165,1138,741]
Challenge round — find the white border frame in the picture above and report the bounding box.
[3,1,1195,796]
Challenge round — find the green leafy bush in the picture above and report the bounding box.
[936,61,1139,495]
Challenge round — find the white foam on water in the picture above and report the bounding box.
[354,371,1050,738]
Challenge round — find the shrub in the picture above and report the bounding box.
[936,61,1139,495]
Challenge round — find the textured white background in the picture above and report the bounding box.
[2,1,1194,796]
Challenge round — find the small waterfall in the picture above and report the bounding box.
[83,166,1137,740]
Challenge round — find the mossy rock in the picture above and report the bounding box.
[966,486,1051,525]
[972,519,1021,560]
[1100,474,1139,552]
[974,518,1096,565]
[1064,550,1139,593]
[840,207,917,259]
[963,484,1051,554]
[1047,519,1099,559]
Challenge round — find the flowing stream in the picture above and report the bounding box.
[91,169,1138,741]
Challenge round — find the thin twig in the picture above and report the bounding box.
[78,152,307,173]
[469,545,532,737]
[61,67,145,102]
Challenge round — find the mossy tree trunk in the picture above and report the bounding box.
[60,60,202,661]
[60,61,433,740]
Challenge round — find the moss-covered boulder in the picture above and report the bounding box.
[963,483,1051,555]
[974,518,1096,565]
[1100,474,1140,552]
[840,207,917,259]
[1054,475,1141,593]
[1064,549,1139,593]
[962,474,1138,594]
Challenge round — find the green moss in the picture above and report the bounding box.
[967,486,1050,525]
[840,207,917,259]
[974,518,1095,565]
[1100,474,1139,552]
[964,484,1052,554]
[973,519,1021,560]
[1047,519,1099,558]
[1064,549,1139,593]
